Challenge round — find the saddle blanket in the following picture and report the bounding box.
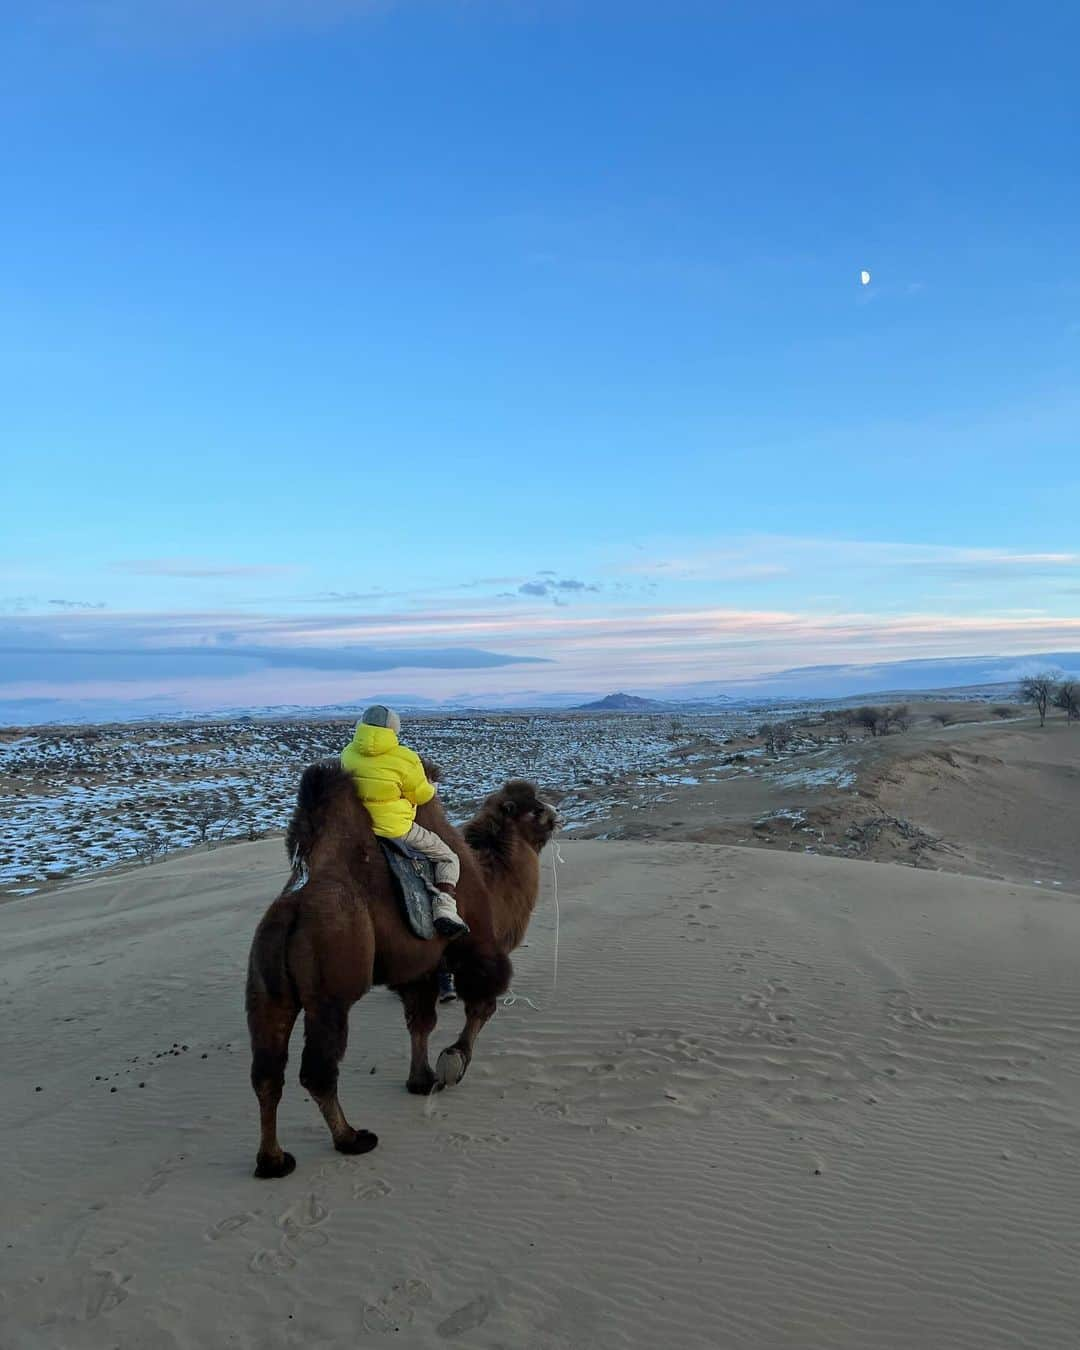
[380,837,437,939]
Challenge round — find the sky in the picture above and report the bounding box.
[3,0,1079,712]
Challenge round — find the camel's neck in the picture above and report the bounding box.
[473,835,543,951]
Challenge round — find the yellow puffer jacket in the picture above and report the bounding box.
[340,722,436,838]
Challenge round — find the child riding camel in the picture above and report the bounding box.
[341,705,469,939]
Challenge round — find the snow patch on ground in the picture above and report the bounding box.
[1,712,756,892]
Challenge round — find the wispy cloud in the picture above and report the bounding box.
[0,596,36,614]
[6,602,1080,706]
[12,532,1080,706]
[904,551,1080,580]
[516,576,601,603]
[113,558,296,580]
[625,536,1080,585]
[312,589,404,603]
[48,598,106,610]
[0,613,547,686]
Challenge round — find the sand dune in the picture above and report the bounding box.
[588,712,1080,892]
[3,838,1079,1348]
[868,720,1080,887]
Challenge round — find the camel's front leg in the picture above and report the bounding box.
[397,975,439,1095]
[436,994,498,1088]
[436,950,511,1088]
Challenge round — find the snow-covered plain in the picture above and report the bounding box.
[2,712,754,893]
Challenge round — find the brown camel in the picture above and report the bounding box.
[245,760,557,1178]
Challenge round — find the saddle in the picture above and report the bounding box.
[380,838,437,939]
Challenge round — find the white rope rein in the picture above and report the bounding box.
[501,990,543,1010]
[551,837,563,988]
[501,835,563,1011]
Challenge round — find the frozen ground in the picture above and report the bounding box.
[1,712,768,894]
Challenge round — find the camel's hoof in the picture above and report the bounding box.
[436,1048,468,1089]
[407,1068,438,1096]
[254,1150,296,1179]
[336,1129,378,1155]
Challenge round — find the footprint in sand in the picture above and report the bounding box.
[279,1192,328,1232]
[249,1247,297,1275]
[142,1156,184,1196]
[353,1179,392,1202]
[279,1192,330,1251]
[441,1131,510,1152]
[534,1100,570,1120]
[206,1212,255,1241]
[83,1270,131,1321]
[361,1279,433,1333]
[437,1293,494,1338]
[313,1155,367,1182]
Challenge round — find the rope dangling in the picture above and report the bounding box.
[502,837,565,1011]
[550,838,564,989]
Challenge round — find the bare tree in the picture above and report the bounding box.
[756,721,795,755]
[239,808,264,841]
[850,706,884,738]
[887,705,912,733]
[1018,672,1058,727]
[1053,680,1079,725]
[193,788,243,848]
[193,800,217,846]
[213,788,242,845]
[134,828,168,866]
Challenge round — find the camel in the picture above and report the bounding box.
[245,760,557,1178]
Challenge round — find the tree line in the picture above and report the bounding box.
[1019,673,1079,727]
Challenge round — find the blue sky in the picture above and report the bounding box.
[3,1,1079,710]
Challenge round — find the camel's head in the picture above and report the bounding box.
[473,779,558,854]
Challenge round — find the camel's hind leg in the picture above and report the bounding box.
[299,1002,378,1156]
[249,996,300,1179]
[436,952,511,1089]
[397,975,440,1095]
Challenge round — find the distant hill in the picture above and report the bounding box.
[574,692,671,712]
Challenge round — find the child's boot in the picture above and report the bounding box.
[432,887,469,939]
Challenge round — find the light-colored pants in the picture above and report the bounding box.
[401,823,461,890]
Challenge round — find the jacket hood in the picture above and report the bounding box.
[349,722,399,757]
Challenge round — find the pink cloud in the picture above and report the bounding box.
[5,601,1080,709]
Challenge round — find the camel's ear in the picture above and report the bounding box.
[501,798,519,818]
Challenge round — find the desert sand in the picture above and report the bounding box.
[590,710,1080,890]
[3,826,1079,1348]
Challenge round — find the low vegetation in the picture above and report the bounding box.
[1053,680,1079,724]
[1020,672,1078,727]
[839,705,913,739]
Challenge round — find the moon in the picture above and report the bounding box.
[860,269,871,286]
